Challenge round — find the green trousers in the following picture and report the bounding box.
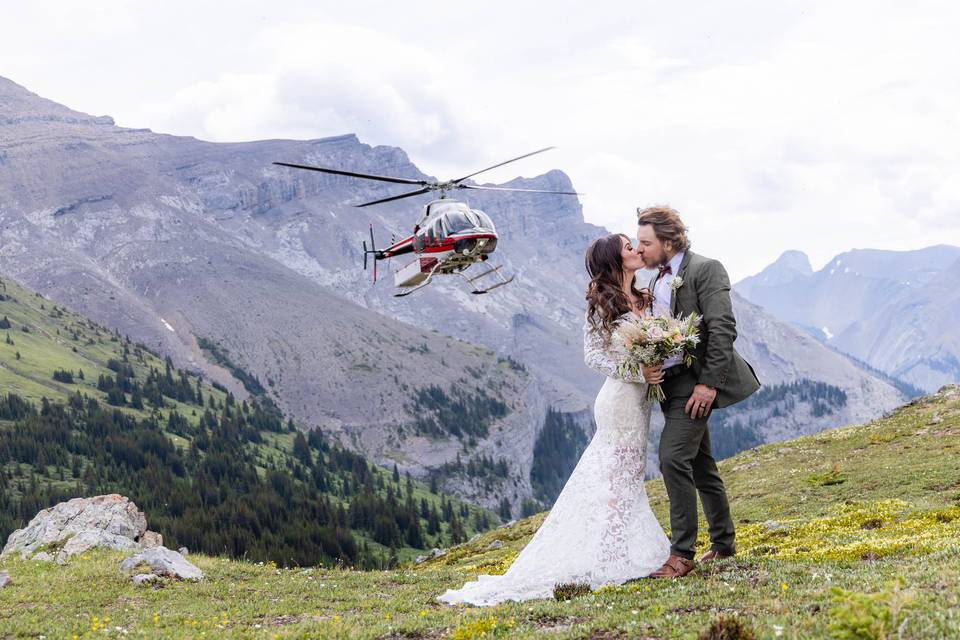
[658,368,736,559]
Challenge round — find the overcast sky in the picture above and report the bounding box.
[3,1,958,280]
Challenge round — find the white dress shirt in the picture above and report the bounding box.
[652,251,685,370]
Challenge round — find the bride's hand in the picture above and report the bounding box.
[642,363,664,384]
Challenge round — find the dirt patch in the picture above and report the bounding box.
[376,629,447,640]
[671,604,741,616]
[252,614,308,627]
[924,479,960,491]
[695,559,758,576]
[535,614,589,632]
[577,630,630,640]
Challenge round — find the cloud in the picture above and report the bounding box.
[136,22,468,161]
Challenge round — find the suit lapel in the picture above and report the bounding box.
[670,251,694,316]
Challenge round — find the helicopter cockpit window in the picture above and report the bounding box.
[473,210,495,231]
[443,211,476,234]
[427,217,445,243]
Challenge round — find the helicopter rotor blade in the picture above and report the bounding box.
[458,184,582,196]
[450,147,555,184]
[355,186,434,208]
[274,162,430,186]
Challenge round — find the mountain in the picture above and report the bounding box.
[734,246,960,391]
[5,386,958,638]
[0,75,907,511]
[0,75,546,514]
[737,249,813,292]
[836,256,960,389]
[0,275,497,567]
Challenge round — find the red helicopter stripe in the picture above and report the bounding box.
[380,233,497,258]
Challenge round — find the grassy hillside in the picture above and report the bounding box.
[0,275,498,569]
[0,277,229,413]
[2,378,958,638]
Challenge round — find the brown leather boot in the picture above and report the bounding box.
[699,550,735,563]
[650,555,695,578]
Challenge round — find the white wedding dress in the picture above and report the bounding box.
[436,312,670,606]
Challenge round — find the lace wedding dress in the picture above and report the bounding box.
[436,312,670,606]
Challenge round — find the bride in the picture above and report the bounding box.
[436,233,670,606]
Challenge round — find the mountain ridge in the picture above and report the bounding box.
[735,244,960,392]
[0,75,908,512]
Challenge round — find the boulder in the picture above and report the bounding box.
[0,570,11,588]
[120,546,203,581]
[140,531,163,548]
[1,495,163,564]
[131,573,160,586]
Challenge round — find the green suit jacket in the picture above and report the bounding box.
[647,250,761,409]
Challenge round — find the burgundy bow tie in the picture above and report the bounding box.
[658,264,673,277]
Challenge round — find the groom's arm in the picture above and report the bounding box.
[696,259,737,390]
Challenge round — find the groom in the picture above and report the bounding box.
[635,205,760,578]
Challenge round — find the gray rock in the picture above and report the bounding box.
[56,530,141,565]
[1,495,155,563]
[120,546,203,581]
[0,570,11,588]
[764,520,787,531]
[132,573,160,586]
[413,555,428,564]
[429,548,446,559]
[178,546,189,556]
[140,531,163,548]
[485,540,504,550]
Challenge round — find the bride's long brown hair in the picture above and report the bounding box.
[585,233,653,341]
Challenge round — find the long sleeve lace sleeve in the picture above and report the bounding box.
[583,317,646,383]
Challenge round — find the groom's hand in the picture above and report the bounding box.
[685,384,717,419]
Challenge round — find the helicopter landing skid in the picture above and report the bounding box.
[459,264,514,295]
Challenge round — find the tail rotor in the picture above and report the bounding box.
[362,224,380,283]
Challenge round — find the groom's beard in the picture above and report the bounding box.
[642,255,666,269]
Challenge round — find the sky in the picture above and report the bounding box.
[2,0,959,281]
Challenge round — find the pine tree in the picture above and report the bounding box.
[449,512,465,544]
[293,432,311,466]
[499,497,512,521]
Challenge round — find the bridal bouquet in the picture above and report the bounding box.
[614,313,702,402]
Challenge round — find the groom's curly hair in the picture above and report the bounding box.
[585,234,653,342]
[636,205,690,253]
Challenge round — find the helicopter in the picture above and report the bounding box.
[273,147,580,296]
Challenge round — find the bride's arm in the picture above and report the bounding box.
[583,319,646,383]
